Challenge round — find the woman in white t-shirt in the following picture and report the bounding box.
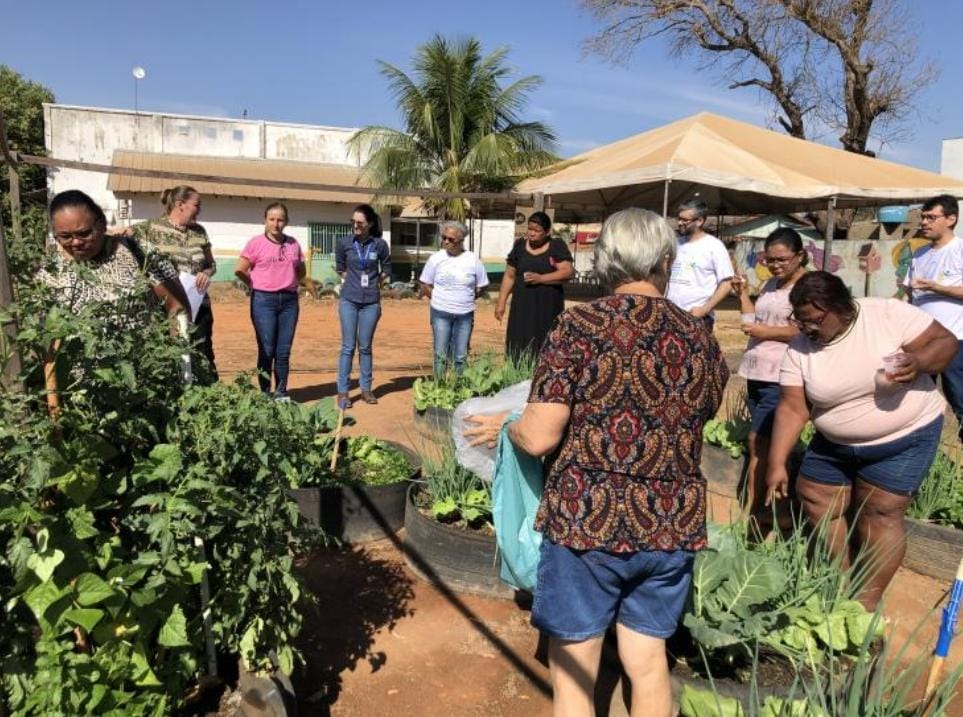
[419,220,490,376]
[766,271,957,609]
[732,228,806,531]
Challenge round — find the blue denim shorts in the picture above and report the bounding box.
[800,416,944,496]
[531,539,695,641]
[746,379,781,437]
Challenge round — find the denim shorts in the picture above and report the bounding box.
[530,539,695,641]
[746,379,781,437]
[800,416,944,496]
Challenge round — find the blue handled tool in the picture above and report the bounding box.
[924,557,963,709]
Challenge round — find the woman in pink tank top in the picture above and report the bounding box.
[731,228,808,533]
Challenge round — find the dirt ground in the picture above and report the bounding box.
[208,291,963,716]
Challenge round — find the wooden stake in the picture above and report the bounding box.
[330,406,345,471]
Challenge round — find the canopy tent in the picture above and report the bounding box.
[518,112,963,222]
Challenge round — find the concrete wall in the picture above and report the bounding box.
[43,104,382,279]
[942,138,963,180]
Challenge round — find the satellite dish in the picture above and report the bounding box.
[132,67,146,80]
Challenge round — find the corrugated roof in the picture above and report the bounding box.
[108,150,374,204]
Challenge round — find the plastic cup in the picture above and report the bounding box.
[741,313,757,325]
[882,352,908,378]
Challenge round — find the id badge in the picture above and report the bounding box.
[360,273,369,288]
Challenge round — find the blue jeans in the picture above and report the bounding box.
[338,299,381,393]
[430,307,474,376]
[250,290,299,396]
[939,340,963,439]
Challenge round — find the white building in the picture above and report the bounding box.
[941,137,963,182]
[43,104,517,282]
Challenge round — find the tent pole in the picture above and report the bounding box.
[823,197,837,271]
[662,180,671,218]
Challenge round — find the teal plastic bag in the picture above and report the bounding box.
[493,416,544,592]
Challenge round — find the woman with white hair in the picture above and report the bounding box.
[419,220,489,376]
[465,208,729,717]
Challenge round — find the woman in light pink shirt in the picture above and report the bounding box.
[732,228,806,531]
[767,271,957,609]
[235,203,306,400]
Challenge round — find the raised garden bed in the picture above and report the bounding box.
[287,440,420,543]
[904,518,963,583]
[403,484,514,600]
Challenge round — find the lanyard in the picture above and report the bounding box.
[354,239,371,272]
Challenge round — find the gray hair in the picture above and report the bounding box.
[676,198,708,220]
[439,220,468,240]
[593,208,677,289]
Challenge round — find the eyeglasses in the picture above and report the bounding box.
[763,254,799,266]
[789,311,829,331]
[920,213,948,223]
[676,216,700,225]
[441,235,462,243]
[53,227,95,243]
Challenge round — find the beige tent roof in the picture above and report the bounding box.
[518,112,963,220]
[108,150,374,204]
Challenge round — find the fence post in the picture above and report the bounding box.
[0,108,23,393]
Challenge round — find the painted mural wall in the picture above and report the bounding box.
[732,237,933,299]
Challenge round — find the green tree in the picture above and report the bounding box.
[0,65,55,196]
[349,35,558,221]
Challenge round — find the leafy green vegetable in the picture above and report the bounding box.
[340,437,413,486]
[684,522,882,672]
[413,351,534,411]
[908,451,963,528]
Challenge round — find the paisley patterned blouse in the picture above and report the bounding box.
[530,294,729,552]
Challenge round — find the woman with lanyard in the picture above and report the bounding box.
[234,203,305,401]
[335,204,391,408]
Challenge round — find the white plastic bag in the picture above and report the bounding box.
[452,380,531,483]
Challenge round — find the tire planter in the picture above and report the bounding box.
[904,518,963,583]
[412,405,454,434]
[403,484,514,600]
[286,441,420,543]
[701,444,747,499]
[230,660,297,717]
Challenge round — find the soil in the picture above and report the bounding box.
[205,291,963,716]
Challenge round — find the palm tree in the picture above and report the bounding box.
[348,35,558,221]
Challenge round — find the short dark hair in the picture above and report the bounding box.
[765,227,809,267]
[264,202,289,219]
[922,194,959,230]
[49,190,107,230]
[528,211,552,233]
[352,203,382,238]
[789,270,856,317]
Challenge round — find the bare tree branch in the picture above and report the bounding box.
[581,0,936,155]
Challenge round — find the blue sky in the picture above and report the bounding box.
[6,0,962,171]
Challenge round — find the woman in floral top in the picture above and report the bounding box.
[40,190,185,326]
[467,208,728,717]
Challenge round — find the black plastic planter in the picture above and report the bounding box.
[403,484,514,599]
[286,441,420,543]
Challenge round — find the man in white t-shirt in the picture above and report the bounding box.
[419,220,490,376]
[906,194,963,438]
[665,199,734,330]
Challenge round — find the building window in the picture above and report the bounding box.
[177,125,190,136]
[391,220,438,248]
[233,129,244,142]
[308,222,352,255]
[205,126,217,139]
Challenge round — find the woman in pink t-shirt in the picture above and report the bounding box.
[234,203,306,400]
[766,271,957,609]
[731,228,807,531]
